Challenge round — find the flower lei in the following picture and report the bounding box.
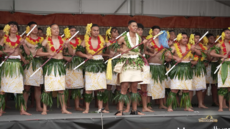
[109,39,116,44]
[193,43,207,61]
[67,37,81,49]
[4,35,21,48]
[47,36,64,53]
[220,40,230,58]
[85,35,104,55]
[151,39,164,52]
[26,36,44,45]
[174,43,192,59]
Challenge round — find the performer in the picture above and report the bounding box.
[165,32,197,112]
[23,21,44,111]
[145,26,167,110]
[205,33,219,106]
[104,27,119,111]
[0,26,3,40]
[0,21,31,116]
[63,26,84,111]
[137,23,153,112]
[114,20,144,116]
[36,24,72,115]
[38,28,44,38]
[77,23,108,114]
[189,32,208,108]
[210,28,230,111]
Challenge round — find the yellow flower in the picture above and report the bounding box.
[26,26,30,34]
[105,27,112,42]
[149,29,152,35]
[46,27,51,37]
[85,23,92,36]
[167,31,170,39]
[3,24,10,35]
[177,33,182,42]
[189,34,195,45]
[222,32,225,41]
[203,36,208,46]
[64,27,71,39]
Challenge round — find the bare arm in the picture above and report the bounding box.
[116,36,126,53]
[36,39,51,57]
[75,40,92,59]
[0,38,14,55]
[210,43,225,58]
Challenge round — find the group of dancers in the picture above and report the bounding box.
[0,19,230,117]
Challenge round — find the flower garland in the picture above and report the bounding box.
[174,43,192,59]
[85,35,104,55]
[4,35,21,48]
[67,37,81,49]
[47,36,64,53]
[124,32,141,53]
[109,39,116,44]
[193,43,207,61]
[26,36,44,45]
[220,40,230,58]
[151,39,164,52]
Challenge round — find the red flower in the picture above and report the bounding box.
[89,36,101,52]
[151,39,164,52]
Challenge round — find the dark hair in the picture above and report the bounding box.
[111,27,118,33]
[68,26,76,30]
[50,23,58,27]
[151,25,161,30]
[169,30,175,33]
[206,33,214,38]
[137,23,144,30]
[8,21,19,31]
[128,20,137,25]
[194,32,201,37]
[27,21,37,27]
[38,27,43,31]
[91,24,99,28]
[222,28,230,32]
[0,26,3,30]
[181,32,188,37]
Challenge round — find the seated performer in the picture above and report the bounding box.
[210,27,230,111]
[0,21,31,116]
[36,24,72,115]
[114,20,144,116]
[165,32,197,112]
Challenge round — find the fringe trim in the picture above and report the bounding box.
[65,56,84,70]
[218,88,228,96]
[193,60,206,77]
[41,92,53,108]
[15,94,26,110]
[72,89,82,99]
[85,59,106,73]
[1,59,23,78]
[43,58,66,76]
[103,90,113,103]
[169,62,192,80]
[150,65,167,83]
[166,92,177,109]
[0,94,5,110]
[210,62,219,81]
[130,92,141,102]
[180,92,191,108]
[84,93,93,103]
[113,93,130,104]
[97,91,104,101]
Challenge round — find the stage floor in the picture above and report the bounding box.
[0,99,229,122]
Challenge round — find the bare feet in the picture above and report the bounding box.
[198,105,208,109]
[36,108,43,112]
[20,111,32,116]
[83,110,89,114]
[102,110,109,113]
[159,105,167,109]
[115,112,122,116]
[62,110,72,114]
[223,105,228,109]
[184,108,194,112]
[218,109,223,112]
[105,107,109,111]
[167,109,173,112]
[137,112,145,115]
[148,106,152,110]
[41,111,47,115]
[142,108,154,112]
[75,107,84,111]
[123,109,130,113]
